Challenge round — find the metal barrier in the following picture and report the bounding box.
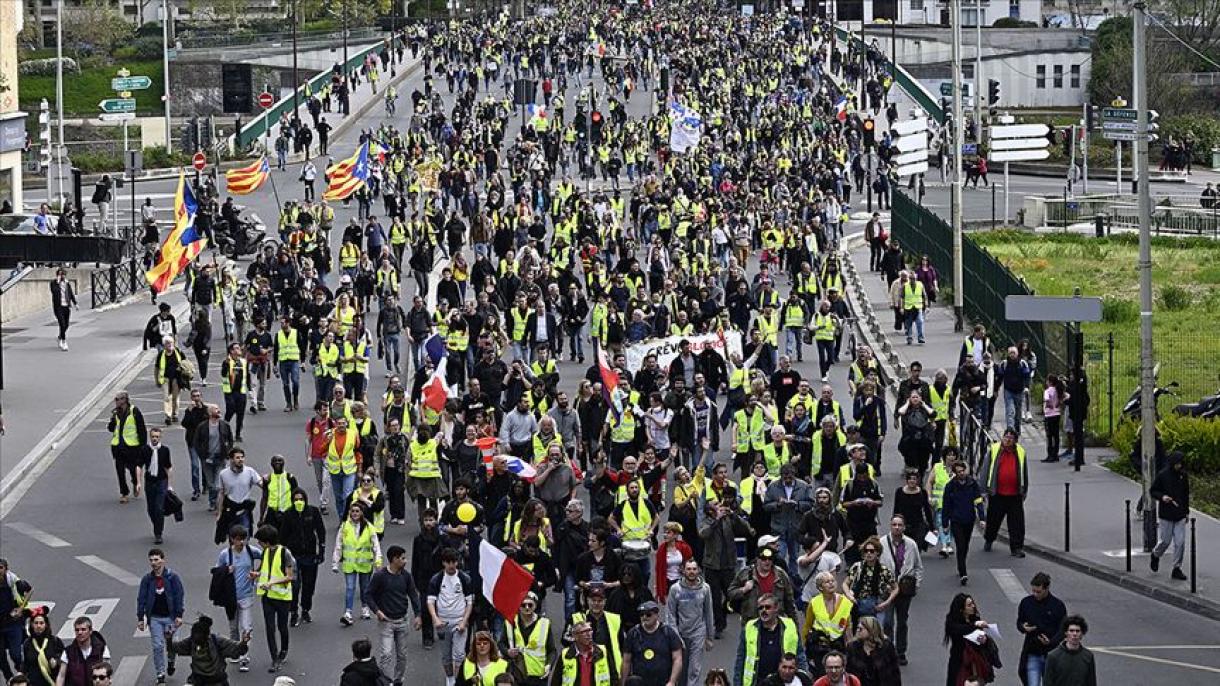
[0,235,127,269]
[90,257,144,309]
[955,400,994,476]
[1043,193,1220,235]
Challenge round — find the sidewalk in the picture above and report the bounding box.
[0,290,189,514]
[840,241,1220,618]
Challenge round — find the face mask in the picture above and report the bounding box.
[293,500,305,512]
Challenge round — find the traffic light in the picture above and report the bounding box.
[862,118,876,149]
[200,115,214,150]
[1085,104,1098,132]
[38,99,52,169]
[181,119,198,153]
[987,79,1000,106]
[1147,109,1160,143]
[590,110,603,144]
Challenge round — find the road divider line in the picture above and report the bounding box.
[112,656,148,686]
[5,522,72,547]
[988,568,1026,604]
[0,299,188,520]
[75,555,141,587]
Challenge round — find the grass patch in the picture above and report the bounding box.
[973,231,1220,439]
[18,60,165,117]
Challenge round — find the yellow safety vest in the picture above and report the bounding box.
[903,281,925,310]
[342,340,369,375]
[339,520,377,573]
[929,384,951,421]
[812,430,847,475]
[461,658,510,686]
[758,311,780,346]
[265,472,293,512]
[111,411,141,447]
[814,313,836,341]
[739,475,770,514]
[510,308,529,341]
[509,617,552,677]
[326,429,358,475]
[256,545,293,601]
[807,594,853,642]
[930,461,952,507]
[221,358,248,394]
[741,617,799,686]
[783,302,805,329]
[618,497,653,541]
[733,409,766,453]
[609,411,636,443]
[728,367,748,390]
[571,612,621,670]
[337,306,357,335]
[354,486,385,534]
[409,438,441,478]
[447,328,468,352]
[277,329,301,362]
[558,647,612,686]
[340,243,361,268]
[316,343,341,379]
[760,440,789,477]
[987,443,1027,492]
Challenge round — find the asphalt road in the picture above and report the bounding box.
[7,34,1220,686]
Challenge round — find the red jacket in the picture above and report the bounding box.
[654,539,693,603]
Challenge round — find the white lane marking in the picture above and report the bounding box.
[113,656,148,686]
[0,301,187,519]
[1091,647,1220,674]
[1101,549,1151,558]
[76,556,142,586]
[55,598,121,639]
[988,568,1026,604]
[5,522,72,547]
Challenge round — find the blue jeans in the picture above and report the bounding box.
[904,308,925,343]
[383,333,401,373]
[279,360,301,406]
[563,573,579,621]
[785,328,803,360]
[1003,388,1024,434]
[188,446,202,496]
[331,472,355,514]
[1026,654,1047,686]
[568,327,585,360]
[344,570,371,612]
[149,615,176,675]
[777,531,800,574]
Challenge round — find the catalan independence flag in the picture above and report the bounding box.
[146,173,206,294]
[225,156,270,195]
[323,141,372,201]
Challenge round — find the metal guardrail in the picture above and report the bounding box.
[832,26,944,123]
[0,235,127,269]
[1043,193,1220,236]
[90,257,145,309]
[178,26,385,50]
[956,400,995,476]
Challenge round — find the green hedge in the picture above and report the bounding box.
[1111,415,1220,475]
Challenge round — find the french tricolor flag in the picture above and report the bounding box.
[421,361,450,414]
[835,96,849,123]
[478,540,535,624]
[597,344,623,421]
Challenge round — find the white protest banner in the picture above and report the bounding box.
[623,332,742,373]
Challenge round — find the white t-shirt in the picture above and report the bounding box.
[431,571,470,622]
[219,466,263,503]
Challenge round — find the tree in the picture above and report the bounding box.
[1087,16,1195,115]
[62,0,133,56]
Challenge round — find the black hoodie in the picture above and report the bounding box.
[339,658,383,686]
[1150,452,1190,522]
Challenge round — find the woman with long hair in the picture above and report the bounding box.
[943,593,995,686]
[845,615,903,686]
[508,498,554,552]
[841,536,898,628]
[605,563,655,632]
[1042,374,1070,463]
[22,609,65,686]
[455,630,510,686]
[331,501,383,626]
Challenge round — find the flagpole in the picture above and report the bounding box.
[267,165,283,213]
[211,252,234,345]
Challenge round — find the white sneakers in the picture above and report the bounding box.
[57,339,68,351]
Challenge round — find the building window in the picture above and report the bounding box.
[1070,64,1081,88]
[1036,65,1046,89]
[910,0,923,9]
[1053,64,1064,88]
[1010,0,1020,19]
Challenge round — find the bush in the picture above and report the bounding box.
[1158,285,1193,311]
[142,145,191,169]
[1101,297,1138,324]
[18,57,80,76]
[112,46,138,61]
[1111,415,1220,475]
[1161,114,1220,163]
[129,36,166,61]
[70,150,124,174]
[993,17,1037,28]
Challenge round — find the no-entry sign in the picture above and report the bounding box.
[258,92,275,109]
[192,151,206,171]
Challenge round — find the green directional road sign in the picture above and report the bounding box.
[1102,107,1137,121]
[98,98,136,113]
[940,82,953,96]
[111,75,152,91]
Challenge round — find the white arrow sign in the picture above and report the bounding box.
[895,161,929,177]
[893,150,930,167]
[892,118,929,137]
[990,137,1050,151]
[990,123,1051,139]
[894,135,928,153]
[990,149,1052,162]
[98,112,136,122]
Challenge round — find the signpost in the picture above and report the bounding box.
[98,98,137,113]
[258,91,275,109]
[103,68,151,190]
[1103,99,1132,188]
[892,116,929,201]
[990,119,1051,224]
[110,75,152,91]
[258,91,275,156]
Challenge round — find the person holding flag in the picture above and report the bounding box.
[147,173,206,295]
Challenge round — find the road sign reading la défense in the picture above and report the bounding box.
[192,152,207,171]
[111,75,152,91]
[1005,295,1103,323]
[258,92,275,109]
[1102,107,1137,121]
[99,98,136,113]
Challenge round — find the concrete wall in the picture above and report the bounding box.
[168,61,289,118]
[1,0,24,212]
[0,268,90,324]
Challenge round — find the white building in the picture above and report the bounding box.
[822,0,1044,26]
[1,1,25,212]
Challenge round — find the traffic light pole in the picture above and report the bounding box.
[974,0,982,140]
[1082,103,1090,194]
[950,0,965,331]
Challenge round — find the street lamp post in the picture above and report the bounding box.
[292,0,300,113]
[951,0,965,331]
[162,0,172,153]
[54,0,65,206]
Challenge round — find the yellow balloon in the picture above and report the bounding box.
[457,502,477,524]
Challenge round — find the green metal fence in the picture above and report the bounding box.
[235,38,392,151]
[890,190,1066,378]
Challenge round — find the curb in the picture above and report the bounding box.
[989,530,1220,623]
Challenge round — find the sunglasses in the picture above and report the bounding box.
[863,549,879,554]
[92,676,110,682]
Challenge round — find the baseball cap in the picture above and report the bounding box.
[638,600,660,614]
[758,534,779,548]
